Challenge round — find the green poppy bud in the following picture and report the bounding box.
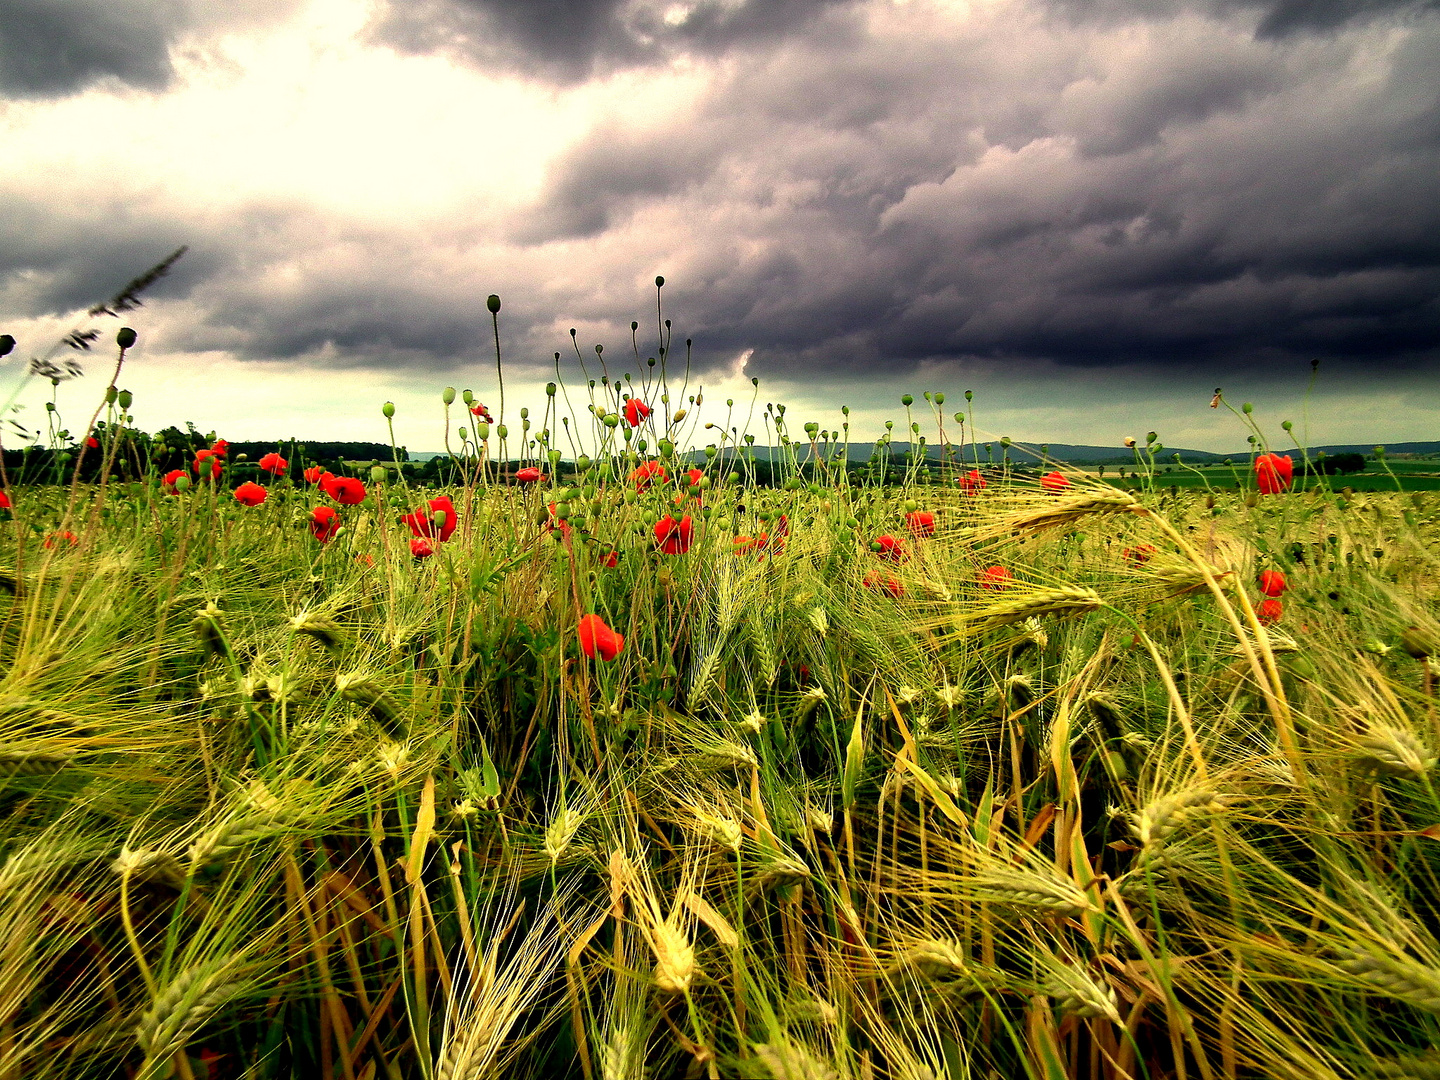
[45,401,55,412]
[624,489,637,504]
[902,394,913,406]
[458,426,468,440]
[658,439,673,459]
[727,472,740,484]
[546,382,556,396]
[965,389,973,402]
[175,474,191,492]
[576,455,591,472]
[603,413,619,428]
[0,335,13,357]
[698,476,710,490]
[105,385,118,404]
[1281,420,1293,431]
[496,425,507,439]
[548,450,562,466]
[1146,431,1157,444]
[116,327,137,349]
[555,502,570,519]
[487,294,501,314]
[371,465,387,482]
[443,386,456,405]
[1242,402,1253,414]
[934,392,945,405]
[117,390,133,409]
[382,401,395,418]
[476,422,489,439]
[655,275,665,288]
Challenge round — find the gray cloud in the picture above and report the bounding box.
[1,0,1437,407]
[0,0,185,97]
[371,0,856,81]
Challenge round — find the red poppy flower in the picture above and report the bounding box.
[545,502,573,537]
[979,565,1012,590]
[43,530,78,549]
[773,513,790,538]
[1041,471,1071,494]
[309,506,340,542]
[1258,570,1288,597]
[402,495,458,542]
[161,469,186,495]
[193,449,221,479]
[516,466,544,483]
[624,398,651,427]
[598,547,619,568]
[905,510,936,538]
[469,402,493,422]
[578,613,624,661]
[1122,544,1157,566]
[733,534,760,554]
[629,460,668,491]
[0,490,10,510]
[654,514,693,554]
[1258,598,1283,624]
[321,474,366,505]
[410,537,435,559]
[1255,454,1294,495]
[258,452,288,476]
[234,481,267,507]
[210,440,229,457]
[958,469,987,494]
[304,465,325,484]
[873,534,907,562]
[863,571,905,597]
[85,436,99,449]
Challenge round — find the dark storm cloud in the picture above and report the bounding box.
[371,0,856,81]
[0,0,185,97]
[1044,0,1439,37]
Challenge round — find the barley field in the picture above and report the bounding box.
[2,326,1439,1080]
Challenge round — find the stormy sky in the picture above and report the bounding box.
[1,0,1437,453]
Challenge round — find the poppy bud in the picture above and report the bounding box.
[463,389,474,405]
[370,465,387,483]
[624,490,637,504]
[576,455,591,472]
[728,472,739,484]
[0,335,13,357]
[105,385,118,404]
[475,422,489,439]
[175,474,191,493]
[443,386,456,405]
[954,413,963,423]
[383,401,395,418]
[487,294,501,314]
[45,402,55,412]
[116,327,137,349]
[546,382,557,396]
[934,392,945,405]
[965,390,973,401]
[118,390,133,409]
[1281,420,1293,432]
[497,425,507,439]
[548,450,562,466]
[1242,402,1253,414]
[902,394,913,406]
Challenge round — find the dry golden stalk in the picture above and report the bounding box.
[971,585,1104,630]
[1354,727,1437,779]
[1001,489,1140,533]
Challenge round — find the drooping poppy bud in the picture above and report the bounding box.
[1258,570,1287,597]
[234,481,267,507]
[577,613,624,661]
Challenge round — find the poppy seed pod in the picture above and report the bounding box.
[655,275,665,287]
[105,385,118,404]
[463,389,474,405]
[497,425,507,439]
[116,327,137,349]
[382,402,395,418]
[443,386,456,405]
[902,394,913,406]
[117,390,133,409]
[487,294,501,314]
[370,465,387,483]
[475,422,489,439]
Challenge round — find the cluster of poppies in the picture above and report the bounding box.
[1257,568,1287,624]
[401,495,458,558]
